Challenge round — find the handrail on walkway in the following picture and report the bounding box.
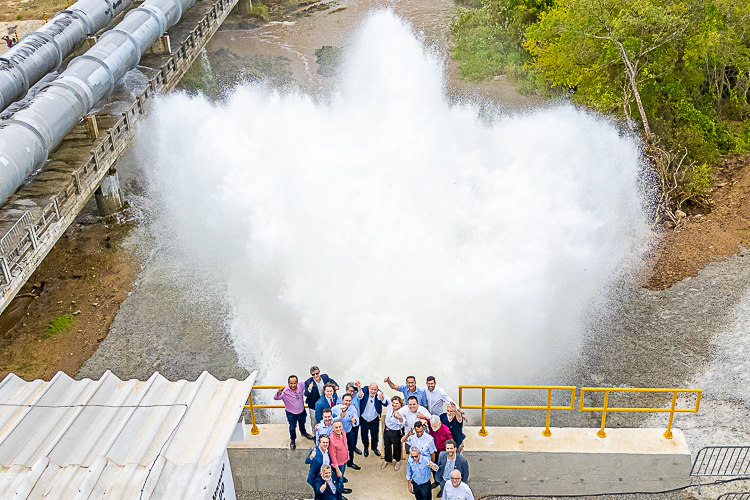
[244,385,309,436]
[459,385,576,438]
[244,384,703,440]
[579,387,702,439]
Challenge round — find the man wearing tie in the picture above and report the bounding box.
[315,383,341,424]
[359,382,389,457]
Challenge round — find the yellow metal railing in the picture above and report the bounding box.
[579,387,703,439]
[244,385,309,435]
[244,384,702,439]
[458,385,577,438]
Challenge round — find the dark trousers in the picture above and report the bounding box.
[411,480,431,500]
[285,410,307,441]
[360,418,379,450]
[346,429,357,466]
[383,428,402,463]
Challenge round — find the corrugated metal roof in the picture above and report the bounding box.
[0,369,255,499]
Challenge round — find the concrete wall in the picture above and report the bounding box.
[227,425,692,496]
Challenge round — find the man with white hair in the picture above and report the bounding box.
[359,382,389,457]
[442,469,474,500]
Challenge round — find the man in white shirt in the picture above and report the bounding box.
[402,421,437,462]
[442,469,475,500]
[400,395,431,435]
[422,376,465,419]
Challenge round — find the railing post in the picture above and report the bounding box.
[52,197,60,219]
[542,388,552,437]
[248,392,260,435]
[478,387,488,437]
[1,257,11,284]
[27,226,39,251]
[597,390,609,438]
[664,391,678,439]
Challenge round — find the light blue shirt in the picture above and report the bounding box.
[443,456,456,482]
[399,384,425,405]
[332,403,360,433]
[316,421,333,444]
[406,454,434,485]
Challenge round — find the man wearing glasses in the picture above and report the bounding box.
[305,366,339,424]
[442,469,474,499]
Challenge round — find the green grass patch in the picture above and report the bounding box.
[251,2,269,19]
[44,314,74,338]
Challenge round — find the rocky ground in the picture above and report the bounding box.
[0,199,138,381]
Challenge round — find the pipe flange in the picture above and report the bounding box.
[46,81,90,114]
[74,54,116,98]
[63,8,95,36]
[107,28,143,60]
[25,31,64,71]
[2,119,49,153]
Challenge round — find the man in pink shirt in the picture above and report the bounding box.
[274,375,314,449]
[329,420,352,497]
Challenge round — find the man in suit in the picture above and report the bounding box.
[315,383,340,423]
[305,366,339,424]
[436,440,469,498]
[359,382,389,457]
[313,464,343,500]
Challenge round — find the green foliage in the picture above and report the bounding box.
[251,2,269,19]
[450,0,551,93]
[16,13,22,19]
[522,0,750,208]
[44,314,74,338]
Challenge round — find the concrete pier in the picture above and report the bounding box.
[95,170,124,216]
[227,424,692,498]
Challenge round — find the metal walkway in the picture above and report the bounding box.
[0,0,238,314]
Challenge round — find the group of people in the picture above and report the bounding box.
[2,35,17,49]
[272,367,476,500]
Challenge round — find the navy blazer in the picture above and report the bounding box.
[305,446,328,486]
[314,392,341,423]
[436,451,470,485]
[305,374,338,407]
[358,390,389,418]
[312,476,342,500]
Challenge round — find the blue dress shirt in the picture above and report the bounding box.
[398,384,426,404]
[406,454,434,485]
[332,404,360,433]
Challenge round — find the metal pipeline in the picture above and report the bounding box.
[0,0,196,205]
[0,0,134,112]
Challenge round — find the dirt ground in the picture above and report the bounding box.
[0,205,139,381]
[645,154,750,290]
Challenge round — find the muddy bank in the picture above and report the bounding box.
[0,200,139,381]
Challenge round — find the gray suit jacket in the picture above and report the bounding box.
[437,451,469,484]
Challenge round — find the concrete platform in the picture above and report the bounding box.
[228,424,692,497]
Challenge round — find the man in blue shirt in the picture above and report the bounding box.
[345,382,364,456]
[406,447,438,500]
[332,393,361,470]
[385,375,425,404]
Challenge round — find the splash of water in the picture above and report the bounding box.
[200,47,215,86]
[137,11,651,391]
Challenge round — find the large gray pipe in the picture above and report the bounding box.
[0,0,195,204]
[0,0,134,112]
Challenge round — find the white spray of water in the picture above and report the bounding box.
[138,11,651,391]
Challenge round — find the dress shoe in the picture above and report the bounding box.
[437,490,443,498]
[301,432,315,441]
[349,463,361,470]
[354,447,363,455]
[290,440,296,450]
[364,448,369,457]
[432,482,440,490]
[342,477,348,483]
[372,449,381,457]
[343,488,352,494]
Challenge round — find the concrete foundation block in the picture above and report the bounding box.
[95,170,124,216]
[228,425,692,497]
